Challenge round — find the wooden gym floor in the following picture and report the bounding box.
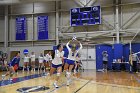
[0,70,140,93]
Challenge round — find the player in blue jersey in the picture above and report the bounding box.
[64,37,82,86]
[1,52,20,81]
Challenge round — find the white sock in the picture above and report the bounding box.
[54,81,57,83]
[2,74,5,76]
[66,72,71,83]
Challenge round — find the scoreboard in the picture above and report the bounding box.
[70,6,101,26]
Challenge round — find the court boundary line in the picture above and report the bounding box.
[73,78,140,90]
[73,80,91,93]
[90,80,140,90]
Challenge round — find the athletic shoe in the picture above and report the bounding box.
[53,82,59,88]
[47,73,50,76]
[9,78,13,81]
[16,72,18,74]
[67,80,70,86]
[2,75,5,80]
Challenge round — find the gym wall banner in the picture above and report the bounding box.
[37,16,49,40]
[16,17,27,40]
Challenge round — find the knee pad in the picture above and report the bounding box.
[66,72,71,78]
[57,73,60,76]
[66,72,71,75]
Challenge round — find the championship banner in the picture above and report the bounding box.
[37,16,49,40]
[16,17,27,40]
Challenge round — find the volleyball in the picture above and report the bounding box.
[72,36,77,41]
[69,37,80,50]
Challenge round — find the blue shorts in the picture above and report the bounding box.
[44,60,49,63]
[64,59,68,63]
[8,63,12,67]
[52,64,62,69]
[67,59,75,65]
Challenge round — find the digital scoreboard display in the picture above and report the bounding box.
[70,6,101,26]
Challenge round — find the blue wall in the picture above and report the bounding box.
[132,43,140,57]
[113,44,123,59]
[96,44,113,70]
[123,43,140,62]
[96,43,140,70]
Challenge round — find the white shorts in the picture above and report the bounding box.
[31,60,35,62]
[24,61,29,63]
[4,61,7,64]
[39,61,43,63]
[44,60,49,62]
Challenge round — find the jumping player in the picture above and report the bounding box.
[50,44,64,88]
[64,37,82,86]
[2,52,20,81]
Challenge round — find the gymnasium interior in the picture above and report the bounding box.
[0,0,140,93]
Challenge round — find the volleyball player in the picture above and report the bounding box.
[64,37,82,86]
[50,44,64,88]
[48,51,52,66]
[131,52,139,73]
[30,52,36,72]
[38,53,44,72]
[3,55,8,71]
[23,54,30,72]
[102,51,108,72]
[74,54,82,74]
[44,51,52,75]
[2,52,20,81]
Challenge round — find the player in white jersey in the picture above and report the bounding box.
[50,44,65,88]
[64,37,82,86]
[23,54,30,72]
[38,53,44,72]
[48,51,52,62]
[74,54,81,74]
[44,51,52,74]
[30,52,36,71]
[3,55,8,71]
